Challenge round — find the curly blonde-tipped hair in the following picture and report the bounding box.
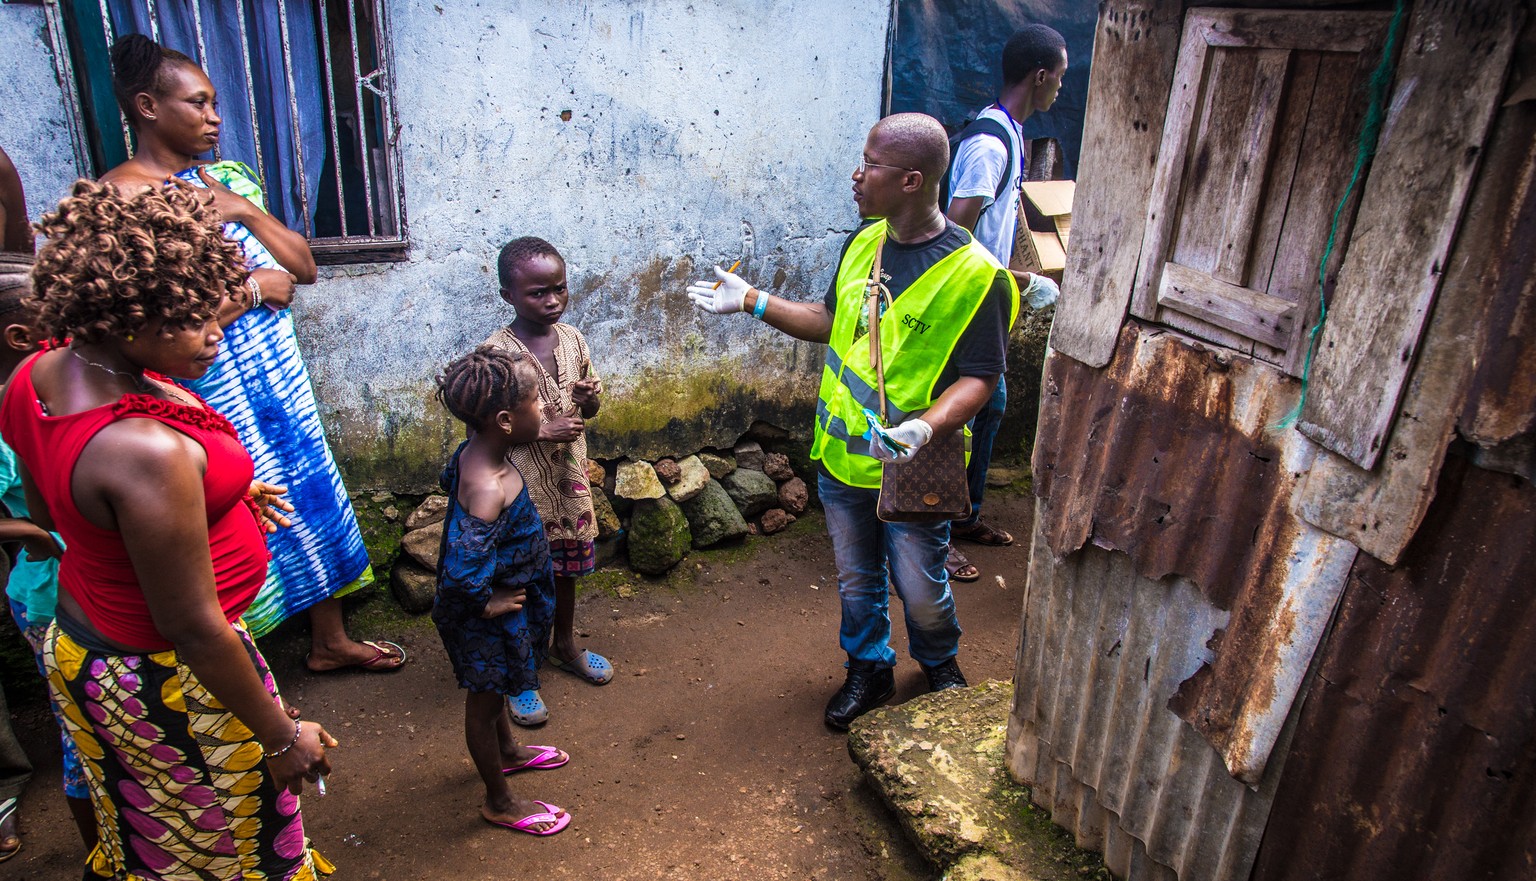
[29,180,248,345]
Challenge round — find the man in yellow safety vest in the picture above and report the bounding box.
[686,113,1018,730]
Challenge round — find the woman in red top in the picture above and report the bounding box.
[0,181,336,880]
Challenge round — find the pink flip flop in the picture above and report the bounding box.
[485,801,571,836]
[502,745,569,775]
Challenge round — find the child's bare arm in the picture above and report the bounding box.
[480,587,527,619]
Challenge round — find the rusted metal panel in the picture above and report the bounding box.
[1007,521,1288,881]
[1032,323,1356,783]
[1252,457,1536,881]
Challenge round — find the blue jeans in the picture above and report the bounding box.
[818,473,962,669]
[961,377,1007,527]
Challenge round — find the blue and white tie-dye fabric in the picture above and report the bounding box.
[172,164,373,637]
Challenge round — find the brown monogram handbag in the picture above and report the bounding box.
[863,241,971,523]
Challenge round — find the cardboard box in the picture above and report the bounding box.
[1011,179,1075,282]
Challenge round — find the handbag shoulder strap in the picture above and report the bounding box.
[865,237,891,423]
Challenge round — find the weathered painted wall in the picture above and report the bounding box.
[305,0,891,489]
[1,0,891,490]
[0,5,83,233]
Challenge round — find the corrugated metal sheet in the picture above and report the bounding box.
[1030,324,1356,783]
[1251,456,1536,881]
[1007,520,1288,881]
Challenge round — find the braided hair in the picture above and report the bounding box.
[436,344,539,431]
[110,33,197,122]
[0,252,34,324]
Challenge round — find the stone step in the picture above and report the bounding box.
[846,681,1110,880]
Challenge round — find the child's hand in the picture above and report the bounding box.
[570,377,602,409]
[541,412,585,443]
[481,587,527,619]
[248,481,295,533]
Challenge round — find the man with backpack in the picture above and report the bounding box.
[941,24,1067,581]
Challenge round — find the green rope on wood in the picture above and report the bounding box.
[1273,0,1409,431]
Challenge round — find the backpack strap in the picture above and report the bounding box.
[943,116,1015,204]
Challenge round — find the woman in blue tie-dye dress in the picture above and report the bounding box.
[98,34,405,672]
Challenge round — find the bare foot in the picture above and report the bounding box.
[305,639,406,673]
[482,798,567,834]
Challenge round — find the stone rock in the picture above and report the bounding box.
[721,467,778,518]
[679,479,749,548]
[733,440,766,472]
[627,497,690,575]
[390,559,437,614]
[763,452,795,482]
[778,477,809,515]
[350,492,407,572]
[594,534,622,568]
[586,459,607,488]
[653,457,682,485]
[667,455,710,503]
[405,494,449,530]
[614,460,666,501]
[698,452,736,480]
[759,508,791,535]
[591,486,622,539]
[848,681,1108,879]
[401,520,443,571]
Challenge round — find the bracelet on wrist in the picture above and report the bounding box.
[751,289,770,319]
[248,277,264,310]
[263,720,302,759]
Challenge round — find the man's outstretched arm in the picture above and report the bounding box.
[686,265,834,344]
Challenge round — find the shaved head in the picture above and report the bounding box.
[870,113,949,188]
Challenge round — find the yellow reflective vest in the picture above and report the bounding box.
[811,221,1019,488]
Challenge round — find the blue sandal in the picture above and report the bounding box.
[549,650,614,685]
[509,690,548,727]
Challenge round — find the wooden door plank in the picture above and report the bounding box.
[1050,0,1184,369]
[1158,261,1297,349]
[1169,46,1261,278]
[1244,51,1321,298]
[1213,49,1290,284]
[1298,0,1522,470]
[1272,48,1378,376]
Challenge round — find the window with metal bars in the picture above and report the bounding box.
[45,0,408,263]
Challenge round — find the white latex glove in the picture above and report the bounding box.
[1023,272,1060,310]
[870,418,933,463]
[686,266,753,315]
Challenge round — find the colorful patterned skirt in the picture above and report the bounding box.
[44,620,333,880]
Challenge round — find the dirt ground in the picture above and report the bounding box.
[5,492,1038,881]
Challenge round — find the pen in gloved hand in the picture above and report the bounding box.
[712,259,743,290]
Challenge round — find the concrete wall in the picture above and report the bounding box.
[0,5,85,231]
[1,0,891,490]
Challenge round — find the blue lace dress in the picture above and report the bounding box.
[432,443,555,694]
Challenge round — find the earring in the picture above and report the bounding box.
[125,333,134,342]
[143,115,156,121]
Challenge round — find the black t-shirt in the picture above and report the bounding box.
[824,220,1011,388]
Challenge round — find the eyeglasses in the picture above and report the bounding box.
[856,157,918,175]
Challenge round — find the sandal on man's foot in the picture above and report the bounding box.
[945,545,980,583]
[951,518,1014,547]
[509,690,549,727]
[548,650,613,685]
[0,797,20,863]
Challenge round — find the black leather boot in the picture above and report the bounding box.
[920,657,967,692]
[824,661,896,730]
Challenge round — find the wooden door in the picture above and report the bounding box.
[1130,9,1389,375]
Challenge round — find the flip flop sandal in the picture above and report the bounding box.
[305,640,407,674]
[0,797,19,864]
[508,690,549,727]
[945,545,981,583]
[951,519,1015,547]
[548,649,613,685]
[485,801,571,837]
[503,745,569,774]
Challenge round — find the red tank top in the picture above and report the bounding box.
[0,352,268,650]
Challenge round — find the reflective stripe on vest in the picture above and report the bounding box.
[811,220,1018,488]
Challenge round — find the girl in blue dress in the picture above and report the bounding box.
[434,345,571,836]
